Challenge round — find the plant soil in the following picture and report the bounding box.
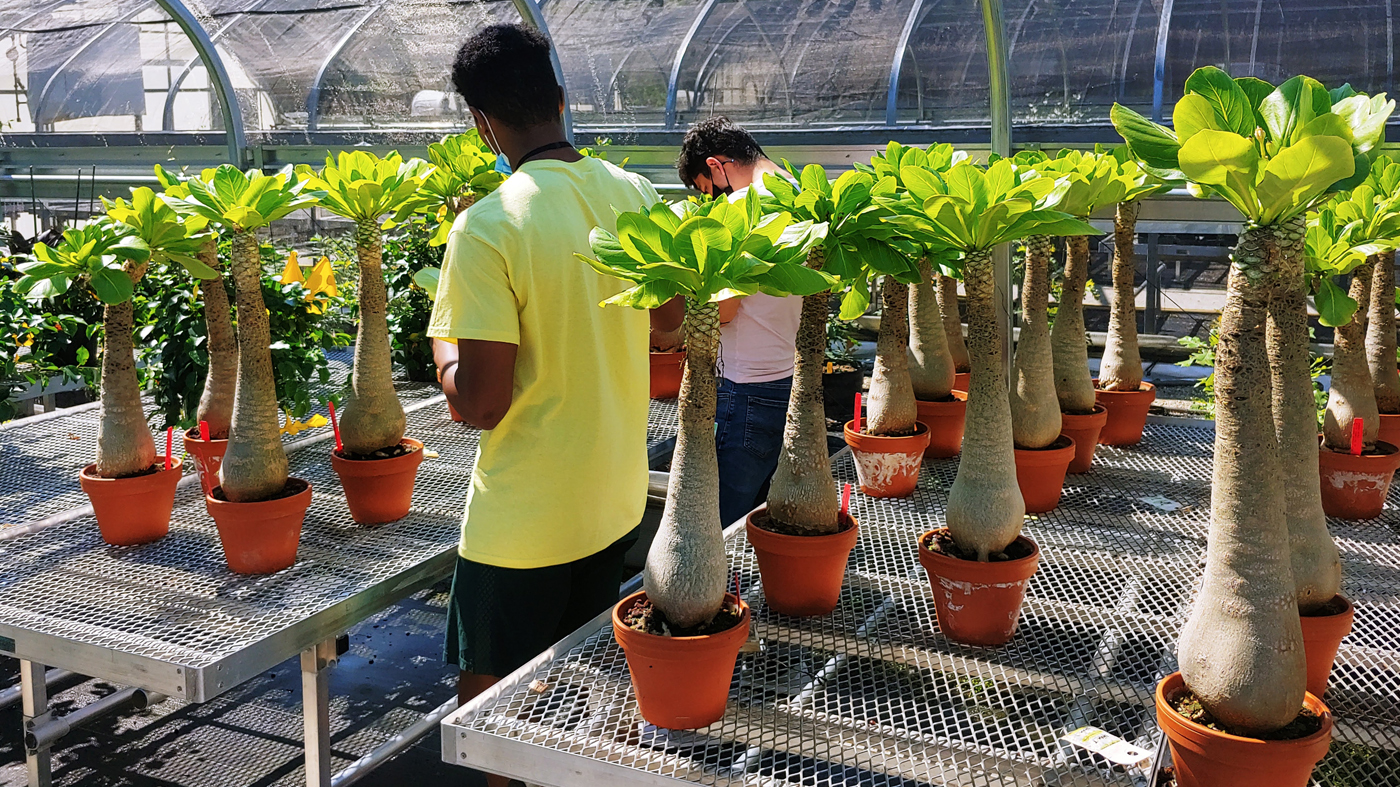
[211,477,308,503]
[922,528,1032,563]
[116,463,163,480]
[335,441,421,462]
[1171,689,1322,740]
[1300,596,1350,617]
[622,596,744,637]
[753,508,854,538]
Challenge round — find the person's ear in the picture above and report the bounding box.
[558,86,566,116]
[705,156,729,186]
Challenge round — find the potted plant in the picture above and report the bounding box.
[581,191,828,727]
[15,205,205,545]
[938,270,971,390]
[165,165,323,574]
[862,142,967,459]
[885,156,1097,646]
[1113,67,1391,785]
[1096,149,1175,446]
[296,151,432,525]
[153,166,237,497]
[1363,157,1400,446]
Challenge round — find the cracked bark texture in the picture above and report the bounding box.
[195,237,237,439]
[1099,201,1144,392]
[937,273,970,372]
[1177,223,1306,737]
[908,257,955,402]
[1367,250,1400,413]
[767,246,840,535]
[95,262,156,478]
[644,300,728,628]
[945,250,1025,561]
[338,220,407,454]
[1051,235,1097,413]
[867,275,918,436]
[1323,256,1379,452]
[1011,236,1061,449]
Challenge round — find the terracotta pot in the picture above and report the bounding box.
[1094,381,1156,446]
[79,458,182,546]
[1155,671,1333,787]
[1059,405,1108,473]
[446,399,464,423]
[915,392,967,459]
[1378,413,1400,457]
[207,478,312,574]
[331,438,424,524]
[842,420,931,498]
[182,429,228,499]
[954,371,970,392]
[917,530,1039,646]
[650,350,686,399]
[1317,440,1400,520]
[746,506,858,617]
[1300,595,1354,699]
[612,591,750,729]
[1013,435,1076,513]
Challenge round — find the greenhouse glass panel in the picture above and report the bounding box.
[891,0,990,129]
[1162,0,1395,110]
[546,0,705,137]
[671,0,916,129]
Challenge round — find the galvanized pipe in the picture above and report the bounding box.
[0,670,78,712]
[979,0,1014,381]
[329,697,458,786]
[24,687,166,752]
[152,0,248,167]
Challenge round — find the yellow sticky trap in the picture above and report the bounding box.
[279,250,304,284]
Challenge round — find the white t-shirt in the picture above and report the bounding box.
[719,183,803,384]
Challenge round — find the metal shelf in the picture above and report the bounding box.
[443,422,1400,787]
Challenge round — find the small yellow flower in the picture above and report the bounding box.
[279,250,304,284]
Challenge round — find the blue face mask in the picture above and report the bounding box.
[493,153,512,176]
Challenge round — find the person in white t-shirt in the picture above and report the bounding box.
[676,117,802,527]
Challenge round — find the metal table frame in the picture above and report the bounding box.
[0,393,681,787]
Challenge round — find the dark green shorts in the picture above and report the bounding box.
[444,527,640,677]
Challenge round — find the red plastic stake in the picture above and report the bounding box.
[328,400,343,453]
[199,420,210,442]
[164,427,173,469]
[733,570,742,599]
[854,392,862,434]
[841,482,852,515]
[1352,417,1365,456]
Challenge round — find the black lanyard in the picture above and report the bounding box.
[514,141,574,168]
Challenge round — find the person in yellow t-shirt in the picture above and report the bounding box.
[427,26,680,763]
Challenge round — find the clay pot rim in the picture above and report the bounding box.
[182,428,228,444]
[918,529,1040,568]
[1093,380,1157,395]
[746,505,858,543]
[843,420,931,441]
[1300,594,1354,622]
[915,390,968,406]
[1015,434,1075,455]
[1060,404,1108,423]
[1155,671,1333,748]
[1318,437,1399,459]
[80,457,183,482]
[649,349,686,359]
[613,590,750,643]
[207,477,312,508]
[332,437,425,464]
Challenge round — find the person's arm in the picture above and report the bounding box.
[651,295,684,333]
[437,339,517,430]
[718,297,742,325]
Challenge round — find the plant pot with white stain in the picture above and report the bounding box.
[1317,440,1400,520]
[917,528,1039,646]
[843,420,930,498]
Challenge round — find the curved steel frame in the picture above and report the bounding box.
[885,0,929,126]
[31,5,147,131]
[154,0,247,166]
[1150,0,1174,122]
[305,3,382,131]
[512,0,573,140]
[161,0,274,133]
[664,0,719,129]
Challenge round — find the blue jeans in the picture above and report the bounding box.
[715,376,792,527]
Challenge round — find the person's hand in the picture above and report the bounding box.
[650,326,684,352]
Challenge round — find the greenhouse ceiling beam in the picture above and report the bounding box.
[1151,0,1174,122]
[664,0,719,130]
[512,0,573,141]
[305,4,382,131]
[162,0,274,133]
[154,0,248,167]
[980,0,1012,380]
[885,0,930,126]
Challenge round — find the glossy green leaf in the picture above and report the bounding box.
[1177,129,1260,216]
[1184,66,1256,137]
[1110,103,1182,172]
[1256,135,1355,222]
[1314,277,1358,327]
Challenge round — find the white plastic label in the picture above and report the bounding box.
[1139,495,1182,512]
[1060,726,1153,769]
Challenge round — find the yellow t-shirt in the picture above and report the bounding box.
[428,157,661,568]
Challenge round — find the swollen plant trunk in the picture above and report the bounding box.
[95,268,156,478]
[644,299,728,629]
[195,237,237,439]
[339,219,407,455]
[1099,201,1144,391]
[220,229,290,503]
[1367,250,1400,413]
[767,247,840,535]
[1267,229,1340,612]
[1051,236,1097,414]
[1011,236,1061,449]
[1177,223,1306,737]
[937,273,970,373]
[945,249,1025,561]
[867,276,918,436]
[1323,255,1379,452]
[908,257,954,401]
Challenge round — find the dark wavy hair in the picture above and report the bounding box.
[676,116,766,188]
[451,24,560,129]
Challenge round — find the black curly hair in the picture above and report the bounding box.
[676,117,767,189]
[451,24,560,129]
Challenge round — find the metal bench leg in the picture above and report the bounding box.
[20,660,52,787]
[301,639,339,787]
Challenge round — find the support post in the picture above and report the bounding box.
[301,638,339,787]
[980,0,1013,381]
[20,660,52,787]
[1145,233,1161,334]
[153,0,247,167]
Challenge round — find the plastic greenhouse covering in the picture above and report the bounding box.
[0,0,1395,142]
